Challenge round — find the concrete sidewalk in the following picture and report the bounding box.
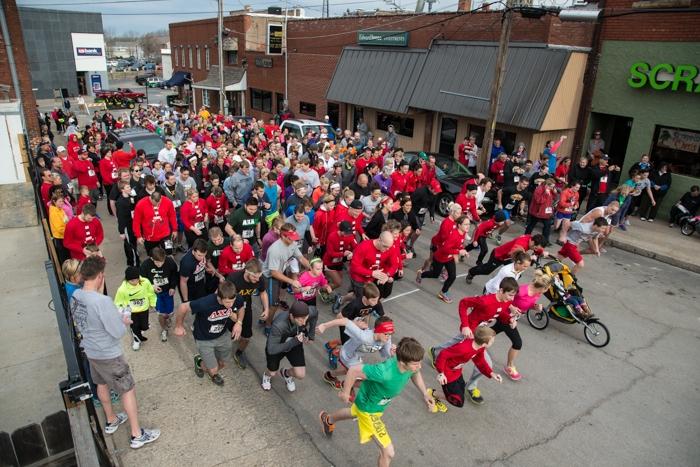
[607,218,700,273]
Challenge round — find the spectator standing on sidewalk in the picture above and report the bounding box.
[638,162,672,222]
[70,256,160,449]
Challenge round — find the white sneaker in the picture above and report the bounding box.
[625,219,631,226]
[130,428,160,449]
[261,372,272,391]
[282,368,296,392]
[648,218,654,223]
[160,330,168,342]
[104,412,128,434]
[132,335,141,351]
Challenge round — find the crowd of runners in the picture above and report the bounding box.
[32,103,700,465]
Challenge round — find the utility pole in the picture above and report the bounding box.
[284,0,289,110]
[479,0,513,174]
[217,0,226,115]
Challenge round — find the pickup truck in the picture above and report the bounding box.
[95,88,145,102]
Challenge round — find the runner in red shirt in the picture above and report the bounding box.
[181,188,209,247]
[431,327,502,408]
[465,211,506,265]
[206,186,229,231]
[341,232,398,306]
[98,147,119,215]
[218,235,255,275]
[63,204,104,259]
[390,161,411,198]
[421,202,463,274]
[72,149,100,200]
[465,233,546,284]
[112,141,137,169]
[312,195,336,252]
[323,221,357,291]
[335,199,365,239]
[417,215,469,304]
[455,185,481,222]
[133,191,178,255]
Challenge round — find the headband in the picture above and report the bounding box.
[374,320,395,335]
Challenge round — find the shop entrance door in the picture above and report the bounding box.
[439,117,457,155]
[589,112,633,167]
[76,72,87,96]
[327,102,339,129]
[352,106,364,133]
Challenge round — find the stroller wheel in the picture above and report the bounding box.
[584,320,610,348]
[527,308,549,330]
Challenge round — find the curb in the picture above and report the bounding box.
[608,238,700,274]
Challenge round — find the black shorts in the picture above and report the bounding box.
[240,299,253,339]
[442,374,466,408]
[265,344,305,371]
[325,263,344,272]
[349,278,366,296]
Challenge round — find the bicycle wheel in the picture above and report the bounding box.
[584,320,610,348]
[527,308,549,330]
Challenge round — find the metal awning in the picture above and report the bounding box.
[163,71,191,87]
[409,42,570,130]
[325,47,428,114]
[192,65,247,92]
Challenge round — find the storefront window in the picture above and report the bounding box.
[376,112,414,138]
[650,125,700,178]
[276,93,285,114]
[226,51,237,65]
[251,88,272,113]
[205,47,210,70]
[202,90,210,107]
[300,101,317,117]
[467,124,516,155]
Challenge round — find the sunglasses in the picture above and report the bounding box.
[132,169,141,173]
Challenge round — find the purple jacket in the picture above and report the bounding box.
[373,173,392,196]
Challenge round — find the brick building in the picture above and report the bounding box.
[580,0,700,218]
[170,6,594,157]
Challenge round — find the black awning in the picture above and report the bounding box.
[164,71,191,87]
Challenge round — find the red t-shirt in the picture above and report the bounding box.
[99,157,118,185]
[431,216,456,247]
[206,194,229,222]
[455,192,481,222]
[434,227,467,263]
[323,230,357,267]
[492,234,532,262]
[472,218,498,243]
[72,158,99,189]
[458,294,513,332]
[218,243,254,275]
[349,239,399,282]
[180,199,208,230]
[435,339,493,383]
[63,216,105,259]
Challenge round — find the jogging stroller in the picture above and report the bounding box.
[526,259,610,348]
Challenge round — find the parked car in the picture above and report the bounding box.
[135,72,156,85]
[105,128,164,163]
[402,151,496,218]
[145,77,163,88]
[143,63,156,72]
[280,118,336,141]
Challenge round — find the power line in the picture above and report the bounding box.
[20,0,171,5]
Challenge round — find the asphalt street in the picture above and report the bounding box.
[85,197,700,467]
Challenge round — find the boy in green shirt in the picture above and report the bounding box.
[319,337,436,467]
[114,266,157,351]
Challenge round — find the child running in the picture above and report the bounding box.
[139,247,179,342]
[292,258,332,341]
[317,316,395,390]
[319,337,436,467]
[431,327,502,408]
[114,266,157,351]
[483,250,531,294]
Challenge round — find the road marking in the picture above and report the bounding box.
[456,273,470,278]
[384,288,420,302]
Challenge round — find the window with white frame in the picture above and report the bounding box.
[174,46,178,66]
[181,46,185,67]
[196,46,201,69]
[202,90,210,107]
[188,46,193,68]
[205,46,210,70]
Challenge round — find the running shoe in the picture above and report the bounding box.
[504,365,522,381]
[282,368,296,392]
[415,268,422,284]
[625,219,631,226]
[194,355,204,378]
[319,290,332,304]
[104,412,128,434]
[429,346,437,369]
[132,335,140,351]
[210,373,224,386]
[438,291,453,304]
[319,411,335,437]
[427,389,448,413]
[261,372,272,391]
[332,294,343,314]
[495,234,502,245]
[323,371,343,390]
[640,217,647,221]
[618,224,627,231]
[160,330,167,342]
[130,428,161,449]
[468,388,484,405]
[465,275,473,285]
[233,351,248,370]
[647,218,654,223]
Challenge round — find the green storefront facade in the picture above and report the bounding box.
[587,40,700,219]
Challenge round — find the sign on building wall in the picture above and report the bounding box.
[267,24,283,55]
[657,128,700,153]
[357,31,409,47]
[628,62,700,93]
[222,37,238,51]
[255,57,273,68]
[71,33,107,71]
[91,74,102,92]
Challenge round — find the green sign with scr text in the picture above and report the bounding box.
[357,31,409,47]
[628,62,700,93]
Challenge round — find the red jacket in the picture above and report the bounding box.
[458,294,513,332]
[322,230,357,267]
[434,226,467,263]
[59,155,75,179]
[313,207,335,245]
[76,195,92,215]
[557,188,579,214]
[435,339,493,384]
[72,158,99,189]
[63,216,104,259]
[455,193,481,222]
[113,146,136,169]
[333,202,349,223]
[420,163,437,187]
[355,156,372,178]
[472,218,498,243]
[99,157,118,186]
[218,243,254,275]
[335,210,364,237]
[391,171,410,197]
[132,196,177,241]
[349,239,399,282]
[206,194,229,222]
[489,159,505,185]
[529,184,556,219]
[405,171,418,193]
[431,216,456,247]
[492,234,540,262]
[180,199,208,230]
[41,182,53,205]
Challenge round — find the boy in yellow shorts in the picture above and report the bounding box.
[319,337,436,467]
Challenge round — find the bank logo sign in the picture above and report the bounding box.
[357,31,409,47]
[77,47,103,57]
[628,62,700,93]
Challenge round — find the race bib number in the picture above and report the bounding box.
[130,188,137,197]
[153,277,168,287]
[545,207,553,214]
[194,270,205,282]
[479,318,497,328]
[302,287,317,299]
[505,203,514,210]
[195,222,205,230]
[111,169,118,180]
[378,397,392,406]
[242,229,254,238]
[208,324,225,334]
[513,176,520,183]
[164,239,173,249]
[88,169,95,177]
[173,200,182,208]
[332,257,342,264]
[130,298,145,308]
[600,176,608,183]
[214,215,223,225]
